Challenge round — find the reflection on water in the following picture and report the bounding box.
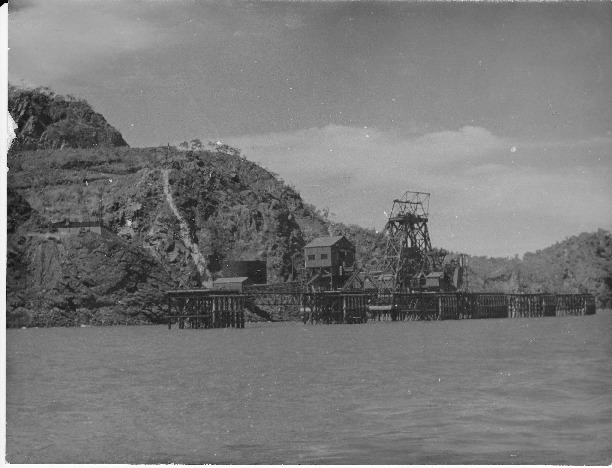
[7,312,612,464]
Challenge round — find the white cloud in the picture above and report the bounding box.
[225,125,612,256]
[8,0,177,82]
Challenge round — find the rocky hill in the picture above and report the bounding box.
[6,144,386,327]
[462,229,612,308]
[6,86,386,326]
[8,84,128,151]
[6,86,609,327]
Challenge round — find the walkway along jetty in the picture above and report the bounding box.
[166,289,595,328]
[165,190,596,329]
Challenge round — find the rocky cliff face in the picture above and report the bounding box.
[7,229,175,328]
[8,84,128,151]
[7,186,176,327]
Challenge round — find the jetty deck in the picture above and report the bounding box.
[166,289,596,329]
[166,289,246,329]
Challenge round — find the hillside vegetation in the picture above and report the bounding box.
[6,85,610,326]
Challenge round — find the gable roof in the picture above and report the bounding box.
[426,272,444,278]
[305,235,350,248]
[214,277,250,284]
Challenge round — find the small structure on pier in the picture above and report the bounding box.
[213,276,253,292]
[222,260,267,285]
[424,271,446,290]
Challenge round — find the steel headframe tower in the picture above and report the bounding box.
[377,191,445,293]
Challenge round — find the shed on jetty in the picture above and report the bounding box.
[213,277,253,292]
[304,235,355,273]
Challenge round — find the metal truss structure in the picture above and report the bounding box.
[375,191,446,293]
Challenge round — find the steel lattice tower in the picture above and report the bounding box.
[377,191,445,292]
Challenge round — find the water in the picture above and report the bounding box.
[6,312,612,464]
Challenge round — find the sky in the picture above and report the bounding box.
[7,0,612,257]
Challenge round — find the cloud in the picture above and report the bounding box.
[8,0,35,12]
[226,124,513,199]
[225,125,612,256]
[229,124,507,180]
[8,0,172,82]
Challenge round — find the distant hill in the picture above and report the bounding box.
[8,84,128,151]
[462,229,612,308]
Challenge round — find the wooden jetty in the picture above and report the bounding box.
[166,289,246,329]
[369,292,596,321]
[300,291,375,324]
[165,289,596,329]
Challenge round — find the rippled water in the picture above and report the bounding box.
[6,312,612,464]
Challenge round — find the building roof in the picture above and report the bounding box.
[426,272,444,278]
[305,235,349,248]
[52,220,104,228]
[213,277,250,284]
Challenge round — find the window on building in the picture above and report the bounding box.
[308,255,315,261]
[320,254,328,260]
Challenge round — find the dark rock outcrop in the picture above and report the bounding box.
[7,187,32,234]
[6,231,175,328]
[8,84,128,151]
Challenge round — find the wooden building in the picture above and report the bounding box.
[410,271,427,289]
[304,235,355,290]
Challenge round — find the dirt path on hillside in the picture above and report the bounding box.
[162,169,212,287]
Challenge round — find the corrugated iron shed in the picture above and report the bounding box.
[213,276,253,292]
[214,277,250,284]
